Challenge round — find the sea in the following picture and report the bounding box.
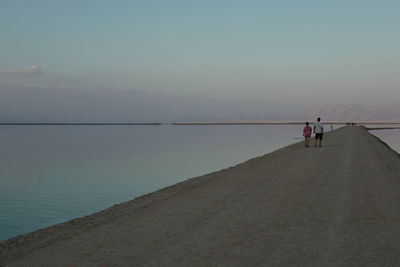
[0,124,398,241]
[0,124,304,241]
[368,127,400,154]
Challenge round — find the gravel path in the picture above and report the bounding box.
[2,126,400,266]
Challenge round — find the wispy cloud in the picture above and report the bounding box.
[0,65,43,76]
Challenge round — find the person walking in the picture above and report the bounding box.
[313,117,324,147]
[303,122,312,147]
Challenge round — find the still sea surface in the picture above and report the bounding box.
[368,127,400,154]
[1,124,308,241]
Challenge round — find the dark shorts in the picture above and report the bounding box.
[315,133,323,140]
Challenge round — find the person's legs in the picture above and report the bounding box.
[315,134,323,147]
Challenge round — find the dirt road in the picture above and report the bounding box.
[2,126,400,266]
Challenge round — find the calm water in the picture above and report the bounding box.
[1,125,306,241]
[369,127,400,154]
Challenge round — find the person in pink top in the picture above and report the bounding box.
[303,122,312,147]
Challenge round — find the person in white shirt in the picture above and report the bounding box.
[313,117,324,147]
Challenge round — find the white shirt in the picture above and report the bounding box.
[314,122,324,133]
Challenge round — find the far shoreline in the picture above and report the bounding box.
[1,121,400,126]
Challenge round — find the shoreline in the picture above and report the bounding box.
[1,121,400,126]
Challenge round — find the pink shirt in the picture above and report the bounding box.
[303,126,312,137]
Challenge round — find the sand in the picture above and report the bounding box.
[2,126,400,266]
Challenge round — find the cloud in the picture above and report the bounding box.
[0,65,43,76]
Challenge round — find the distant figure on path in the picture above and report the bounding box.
[331,125,333,131]
[314,117,324,147]
[303,122,312,147]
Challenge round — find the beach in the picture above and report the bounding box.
[2,126,400,266]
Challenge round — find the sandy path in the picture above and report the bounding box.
[2,126,400,266]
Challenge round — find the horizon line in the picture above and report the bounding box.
[1,121,400,126]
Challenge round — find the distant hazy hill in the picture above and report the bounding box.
[277,103,400,122]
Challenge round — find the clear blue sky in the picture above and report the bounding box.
[1,1,400,121]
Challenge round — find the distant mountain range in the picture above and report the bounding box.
[1,82,399,123]
[276,103,400,122]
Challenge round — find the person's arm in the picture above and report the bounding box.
[321,126,324,134]
[313,125,316,133]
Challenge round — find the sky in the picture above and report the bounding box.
[1,0,400,122]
